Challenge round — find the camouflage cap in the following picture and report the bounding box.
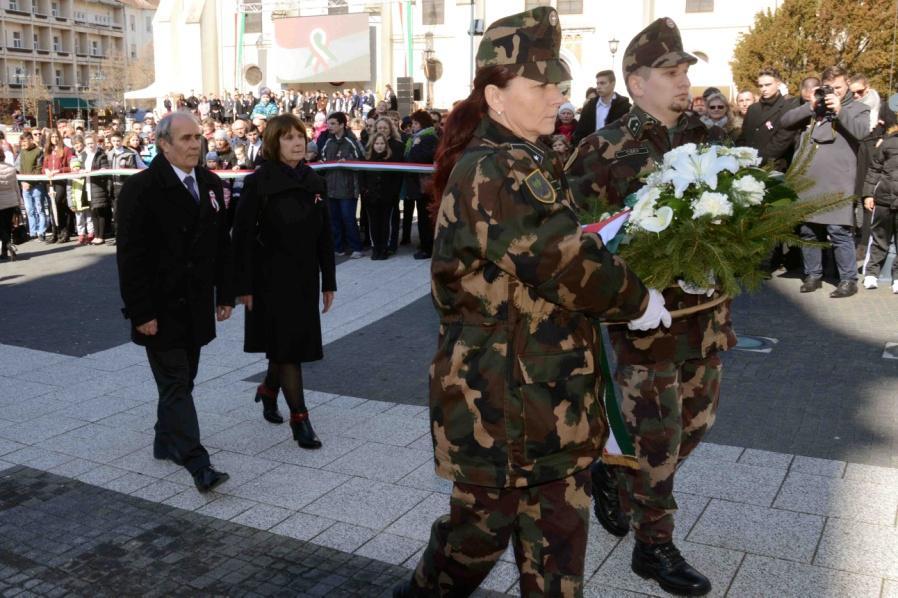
[622,17,697,77]
[476,6,571,84]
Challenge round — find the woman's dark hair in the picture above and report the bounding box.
[261,114,308,161]
[410,109,434,129]
[431,66,517,205]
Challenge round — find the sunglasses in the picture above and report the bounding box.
[852,89,867,97]
[708,105,726,110]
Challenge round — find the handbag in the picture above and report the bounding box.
[11,209,28,245]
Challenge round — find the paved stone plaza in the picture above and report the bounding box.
[1,240,897,597]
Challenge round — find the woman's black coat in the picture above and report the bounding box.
[84,150,112,208]
[361,146,403,206]
[233,160,336,363]
[116,152,233,350]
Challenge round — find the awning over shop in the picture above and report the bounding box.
[124,81,164,100]
[54,97,92,109]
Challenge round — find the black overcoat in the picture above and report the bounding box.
[84,150,112,207]
[736,92,800,165]
[233,160,337,363]
[116,152,233,349]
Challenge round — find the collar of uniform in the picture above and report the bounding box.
[475,116,547,163]
[626,106,700,139]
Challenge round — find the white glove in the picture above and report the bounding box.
[627,288,672,331]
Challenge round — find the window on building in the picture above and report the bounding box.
[9,0,18,11]
[130,44,136,58]
[328,0,348,15]
[33,34,39,49]
[91,40,99,55]
[12,31,22,49]
[422,0,444,25]
[55,69,63,85]
[145,16,152,33]
[524,0,551,9]
[556,0,582,13]
[129,14,135,31]
[685,0,714,12]
[53,36,60,51]
[51,2,59,17]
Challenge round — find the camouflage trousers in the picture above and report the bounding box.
[612,354,722,544]
[412,469,592,597]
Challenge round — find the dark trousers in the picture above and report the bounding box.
[50,182,70,239]
[0,206,15,257]
[367,201,392,255]
[401,197,414,243]
[863,206,898,278]
[92,206,111,240]
[415,195,433,255]
[388,198,401,252]
[146,345,210,474]
[800,223,857,282]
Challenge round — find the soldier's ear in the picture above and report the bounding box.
[484,84,505,116]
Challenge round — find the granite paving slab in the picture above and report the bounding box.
[727,554,882,598]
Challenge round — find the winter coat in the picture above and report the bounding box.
[82,150,112,208]
[233,160,336,363]
[116,152,233,350]
[0,162,21,210]
[736,92,800,166]
[320,133,364,199]
[108,148,140,198]
[780,93,870,225]
[361,152,402,206]
[404,127,438,199]
[863,131,898,209]
[573,94,631,145]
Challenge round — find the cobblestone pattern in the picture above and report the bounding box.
[0,465,472,598]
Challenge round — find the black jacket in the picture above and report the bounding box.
[116,152,233,350]
[864,132,898,209]
[404,128,438,199]
[573,94,631,145]
[736,92,800,165]
[362,152,403,205]
[83,150,112,207]
[233,160,336,362]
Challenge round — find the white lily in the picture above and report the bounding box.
[661,145,739,198]
[639,205,675,233]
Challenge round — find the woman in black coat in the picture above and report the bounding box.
[82,133,113,244]
[233,114,336,449]
[362,132,403,260]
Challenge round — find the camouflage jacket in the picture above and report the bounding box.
[566,107,737,365]
[429,116,649,488]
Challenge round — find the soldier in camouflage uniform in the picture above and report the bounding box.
[393,7,672,598]
[565,18,737,597]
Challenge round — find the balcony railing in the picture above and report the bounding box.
[5,7,30,16]
[7,46,32,53]
[35,46,50,54]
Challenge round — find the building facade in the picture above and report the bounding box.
[142,0,783,112]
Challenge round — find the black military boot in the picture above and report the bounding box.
[591,461,630,537]
[254,384,284,424]
[631,540,711,596]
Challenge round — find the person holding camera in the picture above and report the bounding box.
[781,66,871,298]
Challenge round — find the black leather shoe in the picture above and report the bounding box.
[632,541,711,596]
[392,578,420,598]
[829,280,858,298]
[413,251,431,260]
[290,413,322,449]
[193,466,230,493]
[254,385,284,424]
[799,276,822,293]
[591,461,630,537]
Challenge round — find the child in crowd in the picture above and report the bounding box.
[361,132,402,261]
[550,134,572,164]
[67,156,93,244]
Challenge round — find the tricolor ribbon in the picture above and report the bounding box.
[304,28,337,74]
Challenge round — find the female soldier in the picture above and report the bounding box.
[393,7,669,597]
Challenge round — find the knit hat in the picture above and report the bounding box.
[558,102,576,115]
[205,151,219,161]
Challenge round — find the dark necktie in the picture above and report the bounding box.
[184,175,200,204]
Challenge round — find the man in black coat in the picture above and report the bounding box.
[736,67,800,167]
[573,70,631,145]
[116,112,234,493]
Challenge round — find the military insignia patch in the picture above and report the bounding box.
[615,147,650,159]
[524,169,556,204]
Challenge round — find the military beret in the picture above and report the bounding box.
[622,17,697,78]
[476,6,571,84]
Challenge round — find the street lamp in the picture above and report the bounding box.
[609,37,620,71]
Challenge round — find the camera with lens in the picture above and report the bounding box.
[813,84,836,120]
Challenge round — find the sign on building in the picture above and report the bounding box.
[271,13,370,84]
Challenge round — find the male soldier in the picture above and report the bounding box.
[566,18,737,597]
[394,7,669,598]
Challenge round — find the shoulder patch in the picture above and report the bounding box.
[524,169,556,204]
[614,146,650,159]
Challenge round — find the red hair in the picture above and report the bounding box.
[430,66,517,212]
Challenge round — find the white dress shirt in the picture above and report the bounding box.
[595,93,616,131]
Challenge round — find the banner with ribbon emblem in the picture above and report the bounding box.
[272,13,370,84]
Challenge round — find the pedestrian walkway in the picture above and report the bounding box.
[0,244,897,596]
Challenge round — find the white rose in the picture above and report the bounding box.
[732,175,766,206]
[691,191,733,221]
[718,145,762,168]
